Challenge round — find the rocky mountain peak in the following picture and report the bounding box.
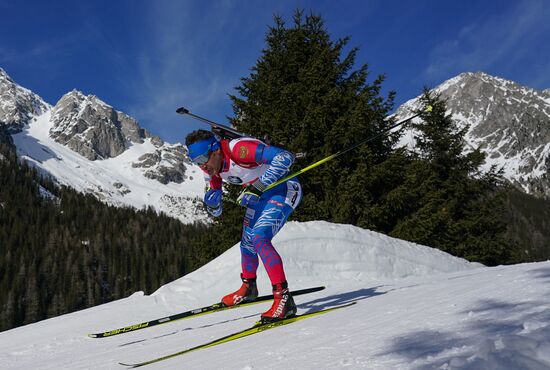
[396,71,550,198]
[50,90,156,160]
[0,67,12,81]
[0,68,50,133]
[437,72,550,149]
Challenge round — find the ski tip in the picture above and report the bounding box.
[176,107,189,115]
[87,333,98,338]
[118,362,137,368]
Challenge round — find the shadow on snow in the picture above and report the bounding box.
[375,266,550,369]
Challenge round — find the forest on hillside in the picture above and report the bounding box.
[0,131,213,331]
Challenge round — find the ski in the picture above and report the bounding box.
[88,286,325,338]
[119,301,356,368]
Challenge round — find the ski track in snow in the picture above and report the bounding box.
[0,221,549,370]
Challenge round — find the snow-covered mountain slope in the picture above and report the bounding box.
[12,111,208,223]
[395,72,550,198]
[0,67,207,223]
[1,221,549,370]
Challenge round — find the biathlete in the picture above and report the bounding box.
[185,129,302,323]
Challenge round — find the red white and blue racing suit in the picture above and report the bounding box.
[204,138,302,285]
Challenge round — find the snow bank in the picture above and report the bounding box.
[152,221,479,310]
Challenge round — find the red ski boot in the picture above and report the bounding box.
[260,281,297,323]
[221,274,258,307]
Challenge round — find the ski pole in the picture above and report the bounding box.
[176,107,245,139]
[177,106,306,157]
[176,107,225,129]
[263,105,432,191]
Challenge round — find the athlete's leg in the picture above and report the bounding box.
[247,180,302,284]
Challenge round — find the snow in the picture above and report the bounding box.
[11,111,208,223]
[1,221,549,370]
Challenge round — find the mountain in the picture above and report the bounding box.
[0,221,549,369]
[49,89,152,161]
[395,72,550,199]
[0,68,49,133]
[0,67,207,223]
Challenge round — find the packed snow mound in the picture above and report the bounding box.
[152,221,479,310]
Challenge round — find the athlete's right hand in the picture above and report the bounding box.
[204,189,222,217]
[204,189,222,208]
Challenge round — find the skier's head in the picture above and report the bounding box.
[185,130,223,175]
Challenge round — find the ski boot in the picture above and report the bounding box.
[260,281,297,324]
[221,274,258,307]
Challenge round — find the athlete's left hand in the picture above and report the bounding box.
[237,181,264,207]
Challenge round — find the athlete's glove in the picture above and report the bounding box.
[237,180,266,208]
[204,188,222,217]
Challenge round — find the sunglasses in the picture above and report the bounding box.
[191,152,211,166]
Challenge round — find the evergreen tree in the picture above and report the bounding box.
[389,91,520,265]
[229,10,396,222]
[0,133,208,331]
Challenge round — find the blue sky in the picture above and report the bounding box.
[1,0,549,143]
